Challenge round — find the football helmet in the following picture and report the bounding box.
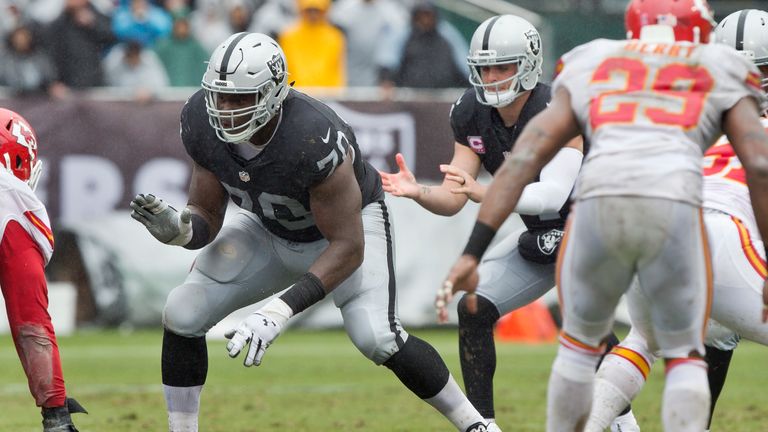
[202,32,290,143]
[625,0,716,44]
[0,108,42,190]
[467,15,543,107]
[714,9,768,91]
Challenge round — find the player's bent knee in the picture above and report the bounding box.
[457,294,499,328]
[347,325,407,365]
[163,284,211,337]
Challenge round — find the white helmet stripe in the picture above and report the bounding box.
[218,32,249,81]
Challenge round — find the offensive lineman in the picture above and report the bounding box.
[129,32,497,432]
[586,9,768,431]
[0,108,87,431]
[441,0,768,430]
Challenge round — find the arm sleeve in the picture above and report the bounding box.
[514,146,582,215]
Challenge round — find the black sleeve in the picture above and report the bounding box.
[450,89,475,146]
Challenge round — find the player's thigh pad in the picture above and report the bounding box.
[476,228,556,316]
[334,201,407,365]
[704,210,768,346]
[163,212,302,336]
[633,199,709,358]
[558,198,637,346]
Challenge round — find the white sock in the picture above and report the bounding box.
[164,385,203,432]
[547,342,603,432]
[662,359,710,432]
[424,374,485,431]
[586,351,649,432]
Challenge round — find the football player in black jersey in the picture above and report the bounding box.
[129,32,496,432]
[381,15,637,430]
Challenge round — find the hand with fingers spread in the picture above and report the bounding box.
[129,194,193,246]
[436,254,480,323]
[440,164,486,203]
[225,312,283,367]
[378,153,422,199]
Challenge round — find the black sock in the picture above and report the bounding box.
[457,294,500,419]
[383,335,450,399]
[705,344,734,428]
[162,328,208,387]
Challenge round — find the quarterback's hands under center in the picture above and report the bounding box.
[129,194,192,246]
[436,255,480,323]
[225,312,283,367]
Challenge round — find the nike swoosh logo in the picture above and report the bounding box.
[321,127,331,144]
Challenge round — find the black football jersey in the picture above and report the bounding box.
[181,89,384,242]
[449,84,570,232]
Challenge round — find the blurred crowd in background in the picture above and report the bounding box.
[0,0,472,101]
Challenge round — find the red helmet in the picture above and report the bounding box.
[625,0,716,43]
[0,108,42,190]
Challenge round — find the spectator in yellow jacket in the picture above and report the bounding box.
[278,0,346,88]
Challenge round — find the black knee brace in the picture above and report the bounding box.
[457,294,500,419]
[383,335,450,399]
[162,328,208,387]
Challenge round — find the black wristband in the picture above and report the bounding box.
[184,213,211,250]
[462,221,497,261]
[280,272,327,315]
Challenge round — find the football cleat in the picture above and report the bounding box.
[611,410,641,432]
[42,398,87,432]
[465,421,502,432]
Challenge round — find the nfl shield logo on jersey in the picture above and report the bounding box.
[468,136,486,154]
[239,171,251,182]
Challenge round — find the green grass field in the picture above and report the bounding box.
[1,328,766,431]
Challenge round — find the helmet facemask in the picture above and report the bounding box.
[468,55,534,108]
[203,79,279,143]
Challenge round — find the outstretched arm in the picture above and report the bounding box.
[130,161,228,249]
[380,144,481,216]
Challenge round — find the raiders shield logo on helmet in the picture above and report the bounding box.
[525,29,541,56]
[267,53,285,80]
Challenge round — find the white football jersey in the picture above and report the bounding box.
[553,38,766,205]
[702,117,768,243]
[0,169,53,264]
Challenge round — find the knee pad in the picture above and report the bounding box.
[457,294,500,329]
[346,322,406,365]
[163,284,211,337]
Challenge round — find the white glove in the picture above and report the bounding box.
[225,298,292,367]
[130,194,193,246]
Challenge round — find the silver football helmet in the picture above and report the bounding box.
[467,15,543,107]
[202,32,290,143]
[714,9,768,92]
